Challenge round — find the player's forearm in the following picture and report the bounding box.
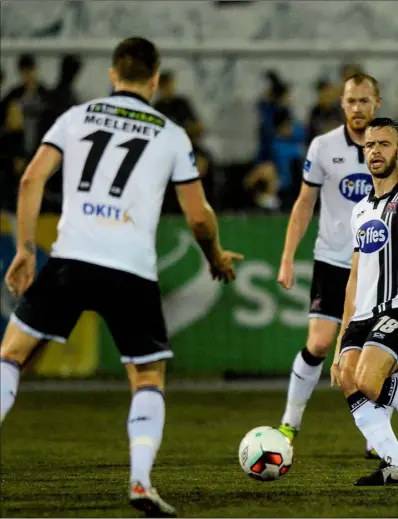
[188,203,222,264]
[281,199,314,262]
[16,173,46,254]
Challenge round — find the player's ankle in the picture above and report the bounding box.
[131,480,151,490]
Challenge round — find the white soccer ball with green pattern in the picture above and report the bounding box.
[238,426,293,481]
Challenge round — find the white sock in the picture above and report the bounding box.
[281,348,324,429]
[128,386,165,489]
[366,405,394,451]
[376,373,398,410]
[0,359,20,423]
[349,391,398,465]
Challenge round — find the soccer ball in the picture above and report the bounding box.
[238,426,293,481]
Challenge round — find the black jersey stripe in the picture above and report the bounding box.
[303,178,322,188]
[385,192,398,306]
[389,193,398,302]
[376,200,390,312]
[385,209,392,301]
[375,191,398,315]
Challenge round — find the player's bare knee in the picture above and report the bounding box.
[338,349,361,396]
[339,362,357,396]
[0,324,39,365]
[307,319,338,358]
[129,360,166,392]
[355,372,383,402]
[135,371,165,393]
[306,339,332,358]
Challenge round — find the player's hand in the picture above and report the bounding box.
[210,250,244,283]
[5,251,36,298]
[277,259,295,289]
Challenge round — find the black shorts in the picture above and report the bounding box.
[309,260,350,322]
[340,309,398,363]
[12,258,172,365]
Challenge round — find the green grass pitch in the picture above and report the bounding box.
[1,389,397,517]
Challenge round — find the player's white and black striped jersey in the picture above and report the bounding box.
[303,125,372,269]
[351,183,398,321]
[41,91,199,281]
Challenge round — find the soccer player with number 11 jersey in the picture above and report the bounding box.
[0,37,243,517]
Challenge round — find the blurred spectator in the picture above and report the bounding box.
[244,71,290,211]
[42,54,82,133]
[245,107,305,211]
[154,71,215,212]
[307,79,342,144]
[154,71,204,141]
[0,68,5,116]
[41,55,82,212]
[271,108,305,210]
[0,68,25,212]
[246,72,306,212]
[244,108,305,212]
[243,161,280,211]
[192,145,217,209]
[256,70,290,163]
[0,68,6,129]
[2,54,49,160]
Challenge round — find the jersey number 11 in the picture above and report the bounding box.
[77,130,149,198]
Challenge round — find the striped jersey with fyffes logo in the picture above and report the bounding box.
[351,183,398,321]
[303,125,372,269]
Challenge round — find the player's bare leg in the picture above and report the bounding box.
[356,345,397,403]
[340,346,398,486]
[339,347,387,460]
[0,321,41,423]
[125,360,177,517]
[279,318,337,441]
[339,348,396,462]
[339,348,361,396]
[362,344,395,456]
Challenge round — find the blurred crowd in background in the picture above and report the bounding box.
[0,54,374,215]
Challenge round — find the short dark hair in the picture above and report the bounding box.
[18,53,36,71]
[344,73,380,98]
[112,37,160,83]
[367,117,398,135]
[159,70,174,87]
